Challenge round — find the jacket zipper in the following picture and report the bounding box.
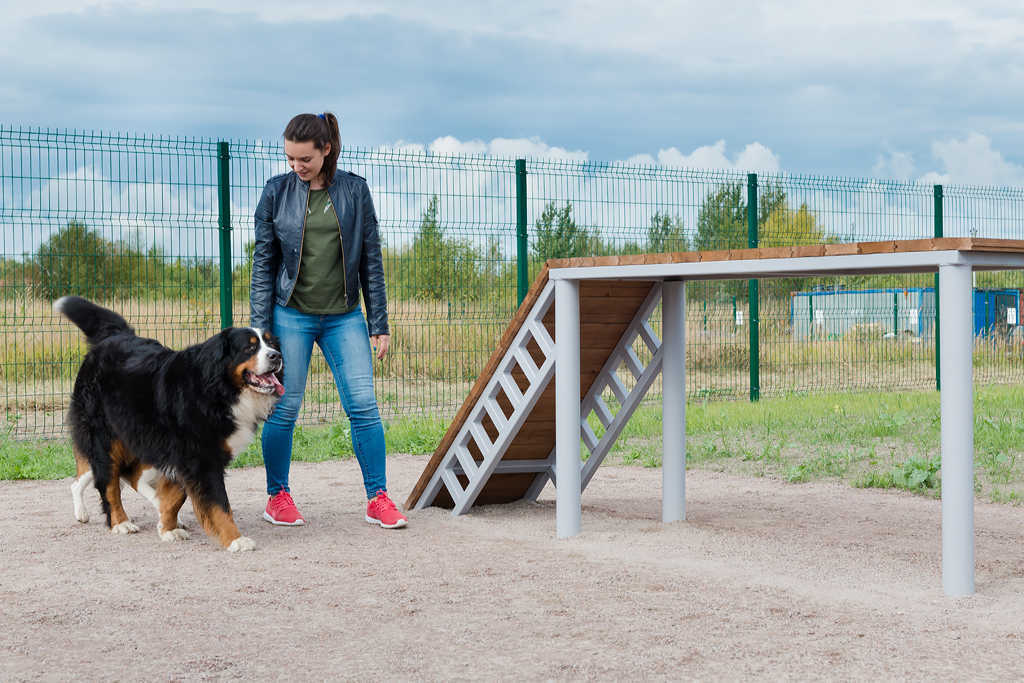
[335,187,346,305]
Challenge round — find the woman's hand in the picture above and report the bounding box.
[370,334,390,360]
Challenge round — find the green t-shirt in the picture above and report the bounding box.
[288,189,354,315]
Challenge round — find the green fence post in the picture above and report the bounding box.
[217,141,233,329]
[747,173,760,402]
[934,184,942,390]
[516,159,528,305]
[809,294,814,341]
[893,290,899,336]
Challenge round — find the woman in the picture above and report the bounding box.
[250,112,407,529]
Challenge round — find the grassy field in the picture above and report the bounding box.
[3,294,1023,440]
[598,384,1024,504]
[4,385,1023,505]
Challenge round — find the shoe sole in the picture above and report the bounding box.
[365,514,407,529]
[262,511,305,526]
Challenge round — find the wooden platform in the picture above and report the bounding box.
[404,238,1024,511]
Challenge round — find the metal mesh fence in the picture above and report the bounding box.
[1,125,1022,439]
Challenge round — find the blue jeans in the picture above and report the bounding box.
[262,304,387,499]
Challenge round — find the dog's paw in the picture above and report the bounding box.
[227,536,256,552]
[158,526,190,542]
[110,521,140,535]
[74,507,90,524]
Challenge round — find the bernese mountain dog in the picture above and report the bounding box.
[55,296,284,552]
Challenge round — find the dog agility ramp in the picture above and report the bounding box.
[404,262,662,513]
[405,238,1024,514]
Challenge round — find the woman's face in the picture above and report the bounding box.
[284,139,330,183]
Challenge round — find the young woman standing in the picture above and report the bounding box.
[250,112,406,529]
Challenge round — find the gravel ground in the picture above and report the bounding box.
[2,454,1023,680]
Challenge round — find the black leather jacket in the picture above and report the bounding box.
[250,170,389,336]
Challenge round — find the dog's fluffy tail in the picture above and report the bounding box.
[53,296,134,346]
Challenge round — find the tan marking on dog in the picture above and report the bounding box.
[105,475,129,527]
[74,447,90,478]
[105,441,128,527]
[232,353,262,389]
[156,476,187,534]
[190,494,242,548]
[105,440,140,528]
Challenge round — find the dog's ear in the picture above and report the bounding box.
[219,328,234,359]
[196,328,235,370]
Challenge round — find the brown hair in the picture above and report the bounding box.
[283,112,341,185]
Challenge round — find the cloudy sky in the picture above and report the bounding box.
[2,0,1023,184]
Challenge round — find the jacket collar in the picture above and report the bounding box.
[290,170,339,191]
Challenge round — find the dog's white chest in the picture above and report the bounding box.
[227,393,275,456]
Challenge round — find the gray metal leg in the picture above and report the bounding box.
[555,279,581,538]
[662,280,686,522]
[939,263,974,596]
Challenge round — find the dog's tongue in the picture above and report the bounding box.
[257,373,285,396]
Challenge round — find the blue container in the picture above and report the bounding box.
[972,289,1021,336]
[790,287,1022,339]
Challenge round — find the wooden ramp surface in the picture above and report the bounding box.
[404,238,1024,511]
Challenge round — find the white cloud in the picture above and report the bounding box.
[735,143,782,174]
[391,135,781,171]
[7,161,229,257]
[638,140,780,173]
[380,140,428,155]
[377,135,589,161]
[427,136,588,161]
[872,151,916,182]
[622,153,657,166]
[918,132,1024,186]
[428,136,488,156]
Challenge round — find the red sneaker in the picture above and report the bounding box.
[365,490,408,529]
[263,490,305,526]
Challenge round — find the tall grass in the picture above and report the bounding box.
[2,294,1021,438]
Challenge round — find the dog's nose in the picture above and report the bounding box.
[267,349,281,362]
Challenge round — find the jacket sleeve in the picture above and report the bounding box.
[250,181,279,331]
[358,181,389,336]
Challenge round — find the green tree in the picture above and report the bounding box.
[761,202,835,297]
[407,196,448,301]
[761,202,829,247]
[612,240,645,255]
[233,240,257,299]
[399,195,490,303]
[531,202,596,261]
[34,221,117,300]
[694,182,787,251]
[694,183,745,251]
[647,212,688,253]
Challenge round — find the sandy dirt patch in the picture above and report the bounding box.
[2,454,1023,680]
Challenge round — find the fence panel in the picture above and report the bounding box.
[1,127,224,438]
[1,125,1022,439]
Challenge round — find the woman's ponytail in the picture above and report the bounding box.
[321,112,340,185]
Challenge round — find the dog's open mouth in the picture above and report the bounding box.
[244,370,284,396]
